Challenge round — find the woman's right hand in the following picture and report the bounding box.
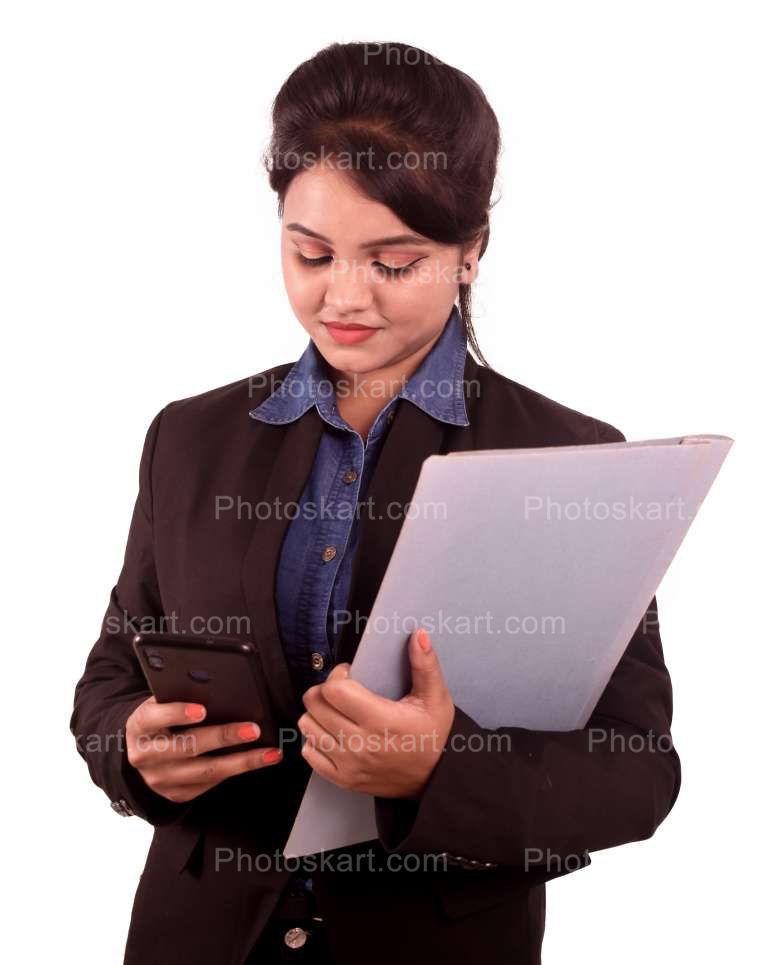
[125,697,284,804]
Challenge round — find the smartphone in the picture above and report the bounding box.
[132,631,278,750]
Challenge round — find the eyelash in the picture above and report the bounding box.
[296,253,423,277]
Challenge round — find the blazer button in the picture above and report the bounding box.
[322,545,337,562]
[342,469,357,484]
[284,926,309,949]
[310,652,325,671]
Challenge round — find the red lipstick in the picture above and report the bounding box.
[322,321,380,345]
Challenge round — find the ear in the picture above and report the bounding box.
[461,229,486,284]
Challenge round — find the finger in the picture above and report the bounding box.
[301,688,362,735]
[157,745,284,790]
[325,663,351,681]
[300,736,339,779]
[406,628,449,706]
[297,712,344,758]
[132,720,263,766]
[316,674,396,730]
[128,697,207,738]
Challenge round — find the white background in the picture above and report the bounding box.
[2,2,767,962]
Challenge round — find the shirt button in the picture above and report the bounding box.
[322,545,337,562]
[342,469,358,484]
[387,409,395,423]
[311,652,325,671]
[284,926,309,949]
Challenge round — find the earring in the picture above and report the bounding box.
[465,262,471,270]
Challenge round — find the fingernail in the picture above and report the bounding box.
[263,748,282,764]
[185,703,206,721]
[238,723,259,741]
[417,629,432,653]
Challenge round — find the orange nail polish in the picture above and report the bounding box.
[263,748,282,764]
[185,703,206,721]
[417,629,432,653]
[238,723,259,741]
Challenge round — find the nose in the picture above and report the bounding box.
[323,257,375,314]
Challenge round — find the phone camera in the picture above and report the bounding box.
[146,649,165,670]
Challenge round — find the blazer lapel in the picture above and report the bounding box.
[240,408,324,726]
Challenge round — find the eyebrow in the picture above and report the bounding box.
[285,222,430,249]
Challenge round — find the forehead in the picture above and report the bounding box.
[282,164,415,243]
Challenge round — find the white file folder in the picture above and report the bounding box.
[283,434,733,858]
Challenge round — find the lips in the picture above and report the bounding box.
[322,321,377,330]
[323,321,380,345]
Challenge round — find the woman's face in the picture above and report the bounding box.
[280,162,478,378]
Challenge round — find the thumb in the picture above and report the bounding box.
[406,628,446,706]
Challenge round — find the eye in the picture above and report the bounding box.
[295,253,426,277]
[372,258,425,278]
[297,253,332,267]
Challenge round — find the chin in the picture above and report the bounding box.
[323,347,385,374]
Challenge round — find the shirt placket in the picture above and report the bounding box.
[297,427,365,690]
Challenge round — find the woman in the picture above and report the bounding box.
[70,42,680,965]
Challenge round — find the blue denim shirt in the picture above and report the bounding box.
[248,303,469,892]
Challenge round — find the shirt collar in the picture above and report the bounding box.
[249,304,470,430]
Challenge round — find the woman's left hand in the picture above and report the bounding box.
[298,628,455,800]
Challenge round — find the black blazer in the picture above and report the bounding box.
[70,350,681,965]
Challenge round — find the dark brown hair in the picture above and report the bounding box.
[263,42,501,366]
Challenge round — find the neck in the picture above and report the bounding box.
[327,329,442,437]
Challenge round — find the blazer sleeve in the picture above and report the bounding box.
[373,423,681,874]
[69,406,193,827]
